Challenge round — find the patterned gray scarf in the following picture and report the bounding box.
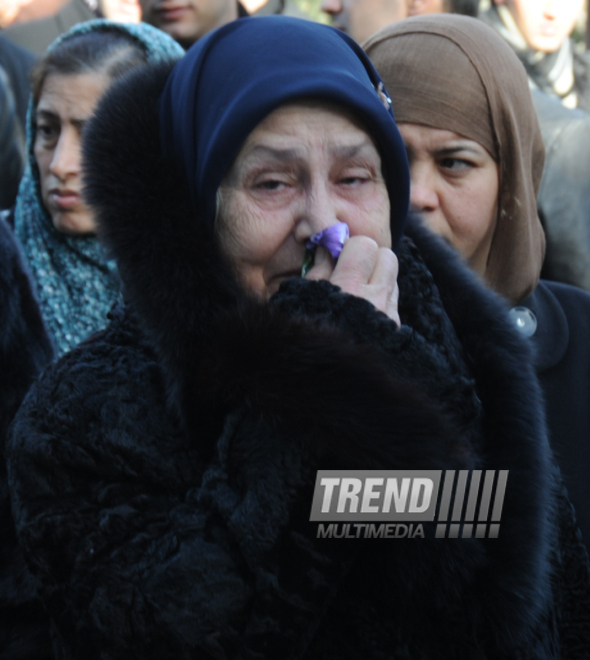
[14,20,184,356]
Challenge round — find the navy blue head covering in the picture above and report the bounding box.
[159,16,409,249]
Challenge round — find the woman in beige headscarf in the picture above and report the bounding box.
[365,13,590,548]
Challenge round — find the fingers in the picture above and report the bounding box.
[304,246,334,281]
[333,237,400,324]
[370,248,400,325]
[331,236,379,295]
[303,236,401,326]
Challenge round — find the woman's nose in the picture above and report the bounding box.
[294,181,341,242]
[409,165,439,215]
[49,129,80,182]
[320,0,343,15]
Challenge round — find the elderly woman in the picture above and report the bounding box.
[10,19,183,356]
[364,14,590,552]
[7,16,590,658]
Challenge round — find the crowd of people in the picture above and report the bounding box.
[2,1,590,659]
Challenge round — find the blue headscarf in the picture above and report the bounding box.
[159,16,410,249]
[14,20,184,356]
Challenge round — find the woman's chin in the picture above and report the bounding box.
[50,211,97,236]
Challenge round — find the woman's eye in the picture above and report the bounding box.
[338,171,371,186]
[257,179,286,191]
[440,157,472,172]
[37,124,59,141]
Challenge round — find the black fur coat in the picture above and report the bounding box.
[6,64,590,659]
[0,213,54,659]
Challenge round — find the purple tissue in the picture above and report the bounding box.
[306,222,350,261]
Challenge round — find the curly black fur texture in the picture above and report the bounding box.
[0,215,54,659]
[6,62,590,659]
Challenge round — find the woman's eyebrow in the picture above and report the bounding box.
[435,145,482,156]
[330,140,374,159]
[245,145,303,162]
[35,109,59,121]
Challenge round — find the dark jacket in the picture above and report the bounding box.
[533,90,590,291]
[0,214,54,659]
[520,280,590,549]
[0,67,25,210]
[3,0,95,56]
[0,35,36,132]
[6,63,590,659]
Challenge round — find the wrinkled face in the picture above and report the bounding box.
[101,0,142,22]
[398,123,499,276]
[139,0,237,47]
[320,0,407,45]
[216,103,391,299]
[499,0,584,52]
[34,71,110,235]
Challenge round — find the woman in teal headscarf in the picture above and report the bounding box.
[0,20,183,660]
[12,19,183,356]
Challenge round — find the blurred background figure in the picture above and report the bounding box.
[533,88,590,290]
[3,0,142,56]
[320,0,407,43]
[0,0,34,28]
[481,0,588,111]
[138,0,246,48]
[0,35,35,131]
[320,0,477,43]
[0,65,24,209]
[240,0,308,18]
[407,0,478,16]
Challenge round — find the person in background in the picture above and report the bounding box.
[0,207,53,660]
[481,0,587,111]
[0,35,36,132]
[365,13,590,549]
[0,66,25,209]
[0,0,34,28]
[321,0,476,44]
[408,0,478,16]
[533,89,590,291]
[139,0,247,48]
[479,2,590,293]
[241,0,308,19]
[0,20,183,660]
[3,0,142,56]
[9,19,182,357]
[320,0,408,43]
[6,15,590,659]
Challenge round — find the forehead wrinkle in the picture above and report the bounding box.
[329,139,376,160]
[242,144,304,164]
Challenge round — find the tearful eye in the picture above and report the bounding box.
[256,179,287,191]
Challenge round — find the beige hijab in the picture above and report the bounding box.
[364,15,546,303]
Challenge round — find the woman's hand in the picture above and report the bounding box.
[305,236,401,326]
